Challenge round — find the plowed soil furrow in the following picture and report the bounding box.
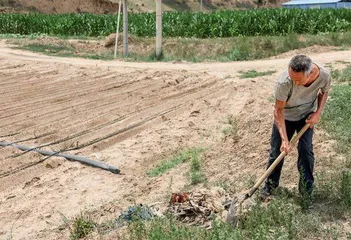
[0,69,168,117]
[0,59,224,184]
[0,72,116,110]
[1,68,217,146]
[0,158,48,192]
[6,77,222,160]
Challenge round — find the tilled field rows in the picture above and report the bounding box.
[0,60,225,191]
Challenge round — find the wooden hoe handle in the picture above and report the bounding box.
[246,123,311,198]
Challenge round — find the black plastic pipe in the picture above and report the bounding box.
[0,141,120,174]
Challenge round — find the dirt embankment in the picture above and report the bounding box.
[0,0,288,13]
[1,0,119,14]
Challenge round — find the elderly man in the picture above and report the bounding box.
[261,55,331,204]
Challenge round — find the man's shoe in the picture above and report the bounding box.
[259,187,272,201]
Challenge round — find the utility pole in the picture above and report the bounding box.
[114,0,122,58]
[123,0,128,56]
[156,0,162,60]
[200,0,203,12]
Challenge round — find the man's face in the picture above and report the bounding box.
[288,67,310,86]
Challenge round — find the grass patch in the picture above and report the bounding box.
[313,167,351,222]
[335,60,351,65]
[238,69,276,79]
[222,115,239,141]
[321,66,351,154]
[239,196,320,239]
[341,171,351,207]
[81,52,114,60]
[147,148,205,177]
[19,42,115,60]
[189,149,207,185]
[74,187,349,239]
[22,43,72,54]
[330,65,351,83]
[316,66,351,219]
[69,214,96,240]
[126,193,332,240]
[320,85,351,154]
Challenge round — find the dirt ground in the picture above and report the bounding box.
[0,0,287,13]
[1,0,119,14]
[0,40,350,239]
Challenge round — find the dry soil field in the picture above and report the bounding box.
[0,40,350,239]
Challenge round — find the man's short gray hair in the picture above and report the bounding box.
[289,55,313,76]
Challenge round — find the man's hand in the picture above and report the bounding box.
[306,112,320,128]
[280,140,291,154]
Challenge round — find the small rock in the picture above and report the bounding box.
[44,213,51,218]
[188,121,195,127]
[189,110,200,117]
[23,177,40,189]
[58,225,66,231]
[6,195,16,200]
[221,210,228,221]
[45,157,65,169]
[161,115,169,121]
[91,153,102,160]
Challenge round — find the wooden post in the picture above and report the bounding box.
[155,0,162,60]
[123,0,128,57]
[114,0,122,58]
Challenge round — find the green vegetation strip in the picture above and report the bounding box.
[321,66,351,154]
[19,43,114,60]
[189,148,207,185]
[238,70,276,79]
[6,32,351,63]
[126,196,329,240]
[22,43,72,53]
[0,8,350,38]
[318,66,351,208]
[147,148,205,177]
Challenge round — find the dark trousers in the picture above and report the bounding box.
[265,116,314,196]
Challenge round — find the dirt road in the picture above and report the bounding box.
[0,41,350,239]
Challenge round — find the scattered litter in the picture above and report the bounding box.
[171,192,189,204]
[167,187,228,229]
[115,204,158,226]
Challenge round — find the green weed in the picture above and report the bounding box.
[222,115,238,141]
[147,148,204,177]
[238,69,276,79]
[70,214,96,240]
[321,85,351,153]
[330,65,351,83]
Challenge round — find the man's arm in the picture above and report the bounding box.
[306,91,329,127]
[274,99,290,154]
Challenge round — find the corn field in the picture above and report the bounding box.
[0,8,350,38]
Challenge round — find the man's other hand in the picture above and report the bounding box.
[280,140,291,154]
[306,112,320,128]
